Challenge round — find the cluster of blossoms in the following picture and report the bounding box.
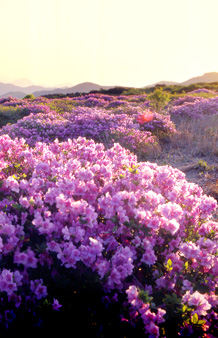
[0,93,176,147]
[170,95,218,119]
[0,108,121,141]
[0,95,50,107]
[72,93,149,106]
[0,96,21,105]
[0,101,167,158]
[188,88,215,94]
[171,95,204,107]
[138,110,176,138]
[110,126,159,160]
[0,134,218,336]
[72,95,109,108]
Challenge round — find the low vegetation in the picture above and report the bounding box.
[1,83,218,337]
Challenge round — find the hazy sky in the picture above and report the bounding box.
[1,0,218,87]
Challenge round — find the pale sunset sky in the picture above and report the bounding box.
[1,0,218,87]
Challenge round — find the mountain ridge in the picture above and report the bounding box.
[149,72,218,87]
[0,82,55,99]
[145,72,218,87]
[32,82,114,97]
[1,72,218,99]
[182,72,218,85]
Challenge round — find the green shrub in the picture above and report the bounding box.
[147,88,170,112]
[23,94,35,99]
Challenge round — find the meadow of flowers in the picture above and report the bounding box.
[0,94,176,161]
[1,91,218,337]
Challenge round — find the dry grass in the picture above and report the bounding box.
[144,115,218,168]
[170,115,218,156]
[141,114,218,204]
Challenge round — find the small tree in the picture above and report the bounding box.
[23,94,35,100]
[147,88,170,112]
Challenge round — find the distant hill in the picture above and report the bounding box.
[145,80,180,88]
[181,72,218,85]
[0,82,54,99]
[33,82,114,97]
[0,82,26,98]
[1,91,29,99]
[2,73,218,99]
[0,81,113,99]
[147,72,218,88]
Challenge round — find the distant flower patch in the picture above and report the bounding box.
[170,95,218,118]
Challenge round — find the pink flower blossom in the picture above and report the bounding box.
[179,242,201,260]
[183,291,211,316]
[158,202,183,220]
[141,248,157,266]
[30,279,47,299]
[5,176,19,193]
[0,269,18,296]
[145,321,159,337]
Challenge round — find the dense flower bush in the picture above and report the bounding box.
[189,88,215,94]
[0,134,218,336]
[171,95,204,107]
[170,95,218,119]
[136,109,176,140]
[0,93,176,146]
[0,105,161,158]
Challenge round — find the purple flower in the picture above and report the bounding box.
[52,298,62,311]
[183,290,211,316]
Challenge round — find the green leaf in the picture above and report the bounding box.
[167,259,172,267]
[119,174,125,179]
[198,319,206,325]
[138,290,153,304]
[36,242,47,252]
[191,313,198,324]
[133,179,140,186]
[79,218,88,224]
[165,258,173,271]
[12,203,23,211]
[182,305,187,312]
[164,293,181,305]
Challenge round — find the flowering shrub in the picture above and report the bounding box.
[189,88,215,94]
[170,95,218,119]
[0,105,159,158]
[110,126,160,159]
[0,134,218,336]
[0,112,73,147]
[171,95,204,107]
[138,111,177,139]
[72,96,107,108]
[0,94,177,158]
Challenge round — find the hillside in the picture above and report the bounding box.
[0,83,54,99]
[33,82,114,97]
[145,72,218,88]
[181,72,218,85]
[1,91,29,99]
